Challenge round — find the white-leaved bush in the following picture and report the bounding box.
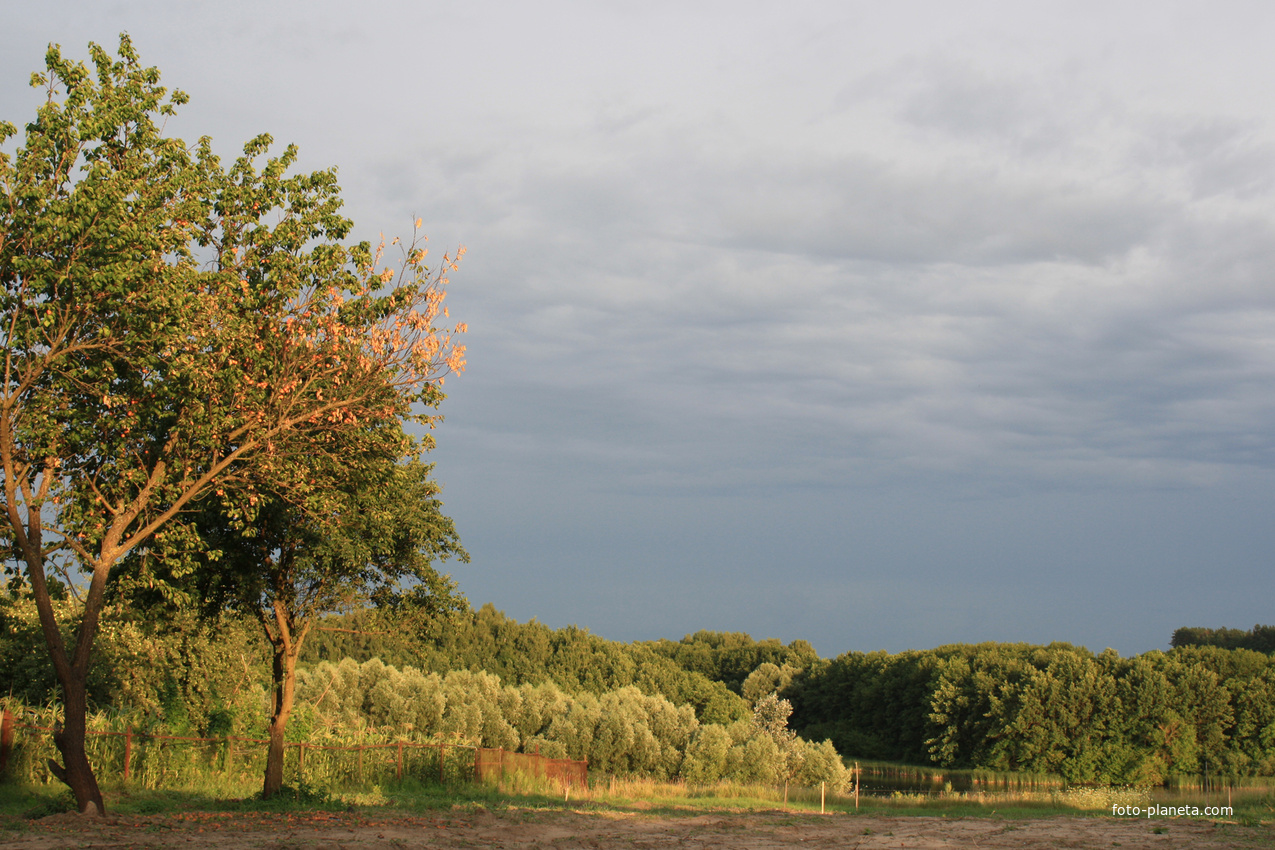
[293,658,848,786]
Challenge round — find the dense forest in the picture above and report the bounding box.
[301,604,818,724]
[1171,624,1275,654]
[3,592,1273,787]
[306,609,1275,785]
[786,641,1275,784]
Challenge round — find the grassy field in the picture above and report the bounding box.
[3,772,1273,825]
[3,775,1272,850]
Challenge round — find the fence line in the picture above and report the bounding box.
[0,709,586,788]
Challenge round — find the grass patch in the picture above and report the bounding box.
[0,785,77,820]
[3,773,1274,825]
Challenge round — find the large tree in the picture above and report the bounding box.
[150,442,470,798]
[0,38,465,813]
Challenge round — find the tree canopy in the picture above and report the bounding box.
[1172,625,1275,654]
[786,641,1275,783]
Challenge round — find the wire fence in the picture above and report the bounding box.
[0,709,586,792]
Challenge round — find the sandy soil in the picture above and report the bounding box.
[1,808,1270,849]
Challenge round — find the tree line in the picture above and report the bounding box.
[1172,624,1275,654]
[785,641,1275,784]
[301,604,818,725]
[9,578,1275,790]
[9,585,1275,790]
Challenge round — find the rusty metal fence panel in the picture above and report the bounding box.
[474,747,587,787]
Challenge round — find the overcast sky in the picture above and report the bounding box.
[4,1,1274,658]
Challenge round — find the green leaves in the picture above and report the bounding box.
[4,34,467,572]
[1,36,467,811]
[788,641,1275,785]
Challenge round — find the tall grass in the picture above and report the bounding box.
[1,702,263,797]
[561,775,854,811]
[0,702,475,798]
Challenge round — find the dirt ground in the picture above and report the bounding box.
[1,808,1271,850]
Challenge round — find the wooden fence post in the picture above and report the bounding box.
[439,744,446,784]
[0,709,13,775]
[123,727,133,781]
[396,742,403,781]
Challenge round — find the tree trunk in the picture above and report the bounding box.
[13,509,110,816]
[262,641,300,799]
[49,675,105,815]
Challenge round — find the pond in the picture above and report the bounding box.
[847,761,1274,804]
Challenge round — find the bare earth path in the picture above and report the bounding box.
[2,809,1271,849]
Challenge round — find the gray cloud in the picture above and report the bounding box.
[6,0,1275,655]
